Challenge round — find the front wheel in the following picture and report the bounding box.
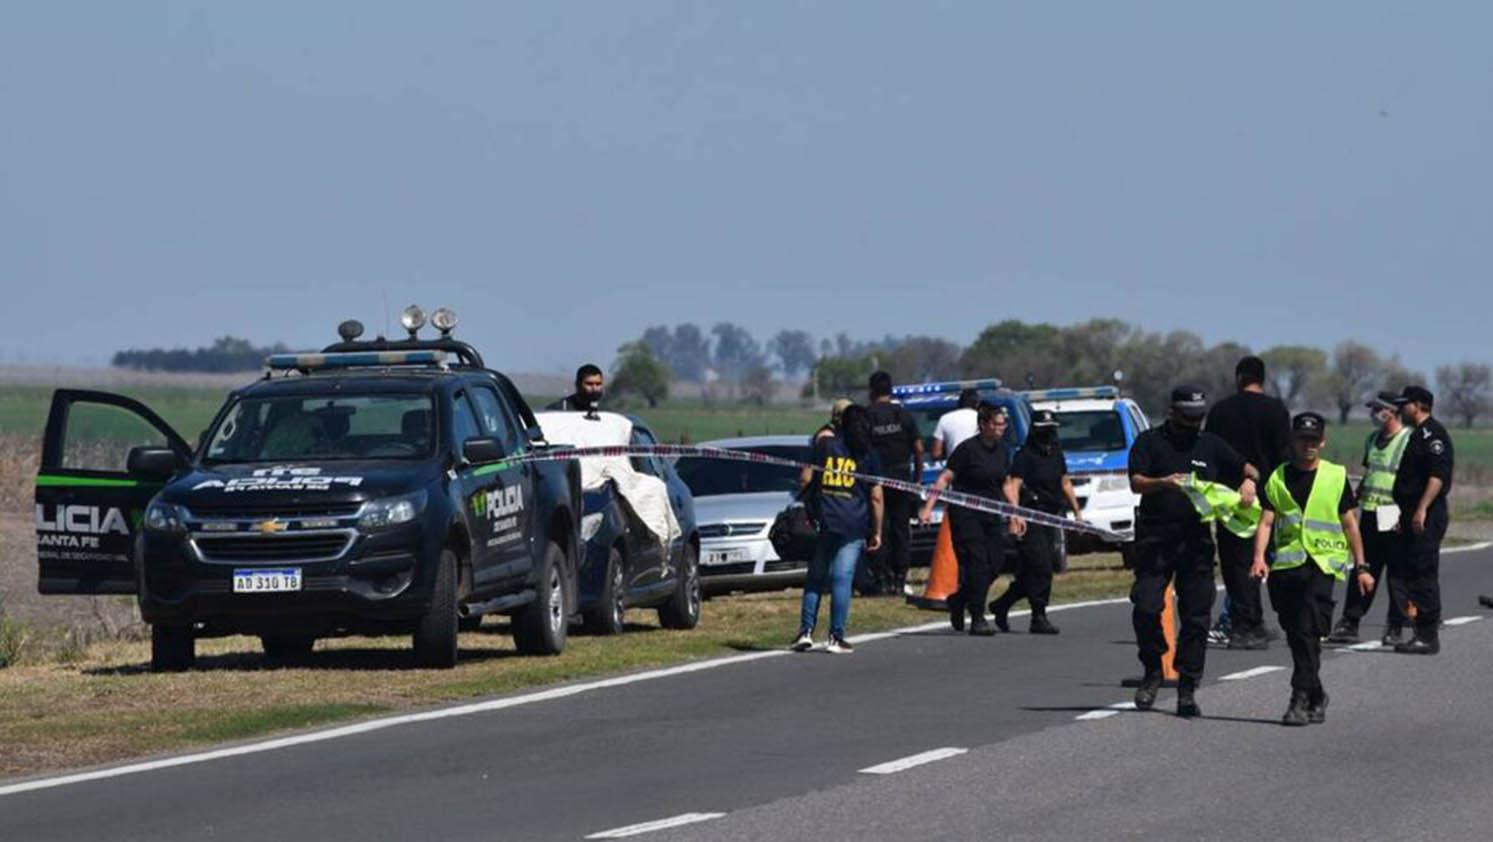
[151,624,195,672]
[658,543,701,630]
[582,546,627,636]
[514,541,569,655]
[412,549,460,668]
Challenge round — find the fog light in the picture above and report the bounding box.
[400,305,426,337]
[430,307,458,336]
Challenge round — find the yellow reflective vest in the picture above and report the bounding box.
[1264,461,1350,580]
[1359,428,1410,513]
[1181,475,1262,538]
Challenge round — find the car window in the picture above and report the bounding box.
[629,429,661,477]
[1054,409,1129,453]
[451,392,482,451]
[470,386,521,455]
[635,427,667,476]
[676,445,808,496]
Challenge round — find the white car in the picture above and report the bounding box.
[673,435,813,594]
[1026,387,1150,551]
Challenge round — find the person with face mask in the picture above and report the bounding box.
[547,364,606,412]
[1326,392,1410,644]
[988,409,1084,634]
[1386,385,1454,655]
[1251,412,1373,725]
[1127,386,1258,717]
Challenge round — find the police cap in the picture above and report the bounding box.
[1170,385,1208,420]
[1292,411,1327,440]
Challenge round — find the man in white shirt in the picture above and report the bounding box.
[930,389,981,461]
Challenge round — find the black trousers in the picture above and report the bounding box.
[1215,529,1264,634]
[1267,562,1336,694]
[951,515,1004,618]
[1388,504,1447,639]
[873,486,915,587]
[996,522,1056,611]
[1131,524,1216,687]
[1340,511,1405,626]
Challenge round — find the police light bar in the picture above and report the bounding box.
[890,378,1005,397]
[1021,386,1120,402]
[266,350,448,371]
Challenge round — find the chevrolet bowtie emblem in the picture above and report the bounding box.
[254,519,288,535]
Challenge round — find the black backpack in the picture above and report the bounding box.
[769,503,818,563]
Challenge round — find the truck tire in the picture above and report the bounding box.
[413,549,460,668]
[151,624,195,672]
[260,634,316,660]
[657,543,701,630]
[514,541,569,655]
[582,546,626,636]
[459,616,483,632]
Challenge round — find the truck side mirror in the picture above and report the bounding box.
[462,437,504,465]
[127,446,185,480]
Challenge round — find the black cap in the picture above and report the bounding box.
[1031,409,1061,428]
[1292,411,1327,439]
[1390,385,1434,410]
[1170,385,1208,419]
[1365,391,1398,413]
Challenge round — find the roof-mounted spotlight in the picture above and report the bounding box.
[337,319,365,342]
[400,305,426,338]
[430,307,458,336]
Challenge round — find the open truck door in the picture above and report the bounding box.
[35,389,191,594]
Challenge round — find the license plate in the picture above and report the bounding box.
[233,568,303,593]
[704,548,749,565]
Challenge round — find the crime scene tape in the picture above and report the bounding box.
[488,444,1128,542]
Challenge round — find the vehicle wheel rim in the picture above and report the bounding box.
[547,565,564,635]
[686,555,700,620]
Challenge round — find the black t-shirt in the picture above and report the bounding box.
[1012,445,1067,514]
[945,435,1010,524]
[810,435,879,538]
[1393,417,1454,510]
[1261,464,1356,514]
[866,401,920,480]
[1203,391,1292,479]
[1128,423,1247,525]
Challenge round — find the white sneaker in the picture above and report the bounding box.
[791,632,815,652]
[826,636,854,654]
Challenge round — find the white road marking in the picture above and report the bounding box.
[1443,616,1483,626]
[859,747,969,775]
[1219,665,1285,681]
[1341,641,1384,652]
[1445,541,1493,554]
[585,813,727,839]
[1076,702,1136,721]
[0,595,1136,799]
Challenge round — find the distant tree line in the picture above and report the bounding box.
[613,320,1493,427]
[112,336,290,373]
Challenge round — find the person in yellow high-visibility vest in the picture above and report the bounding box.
[1251,412,1374,726]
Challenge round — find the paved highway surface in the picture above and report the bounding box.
[3,546,1490,841]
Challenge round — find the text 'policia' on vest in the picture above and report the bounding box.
[1264,461,1351,579]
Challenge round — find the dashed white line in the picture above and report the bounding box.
[1219,665,1285,681]
[1342,641,1384,652]
[859,747,969,775]
[585,813,727,839]
[1076,702,1136,721]
[1444,616,1483,626]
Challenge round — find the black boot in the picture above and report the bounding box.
[1381,624,1407,647]
[1029,609,1060,635]
[1282,691,1310,727]
[987,593,1012,633]
[1325,618,1359,644]
[948,593,965,632]
[1395,635,1440,655]
[968,618,996,637]
[1133,670,1162,711]
[1176,683,1201,719]
[1308,689,1329,724]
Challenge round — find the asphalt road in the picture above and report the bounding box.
[3,546,1490,842]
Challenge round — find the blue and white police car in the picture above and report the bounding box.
[1022,385,1147,549]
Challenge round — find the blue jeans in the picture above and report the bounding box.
[800,533,863,639]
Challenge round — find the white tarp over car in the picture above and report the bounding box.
[534,411,681,546]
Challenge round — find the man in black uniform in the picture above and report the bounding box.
[547,364,605,412]
[991,409,1084,634]
[1204,355,1292,650]
[1388,385,1454,655]
[1128,386,1259,717]
[865,371,924,596]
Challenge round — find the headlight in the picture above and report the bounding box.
[144,502,189,533]
[430,307,458,335]
[1098,476,1131,493]
[400,305,426,335]
[359,490,427,530]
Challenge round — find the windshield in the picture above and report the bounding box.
[676,445,810,497]
[1054,409,1128,453]
[205,394,435,462]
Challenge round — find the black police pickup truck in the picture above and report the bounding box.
[34,313,582,670]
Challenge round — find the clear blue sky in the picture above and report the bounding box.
[2,2,1488,376]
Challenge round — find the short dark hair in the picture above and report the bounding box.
[839,404,873,458]
[575,364,603,386]
[1235,356,1266,387]
[957,388,980,409]
[868,371,893,398]
[976,402,1005,425]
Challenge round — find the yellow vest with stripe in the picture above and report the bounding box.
[1264,461,1350,580]
[1181,475,1261,538]
[1359,428,1410,512]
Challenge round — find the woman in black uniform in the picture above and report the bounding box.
[919,403,1012,636]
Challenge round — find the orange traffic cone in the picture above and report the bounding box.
[1123,582,1181,688]
[907,518,958,609]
